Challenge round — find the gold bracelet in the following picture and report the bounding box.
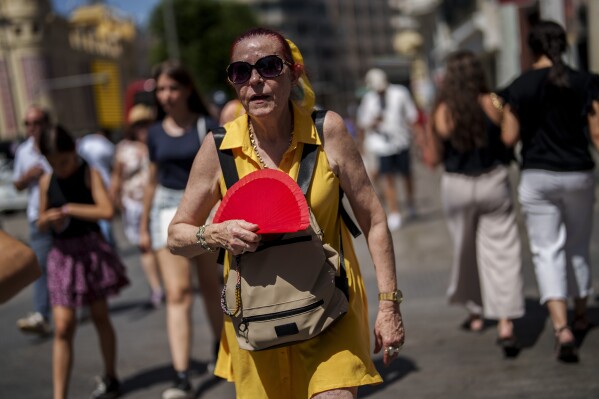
[489,92,504,113]
[196,225,217,253]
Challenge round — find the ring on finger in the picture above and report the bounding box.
[384,345,401,355]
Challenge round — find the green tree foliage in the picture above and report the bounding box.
[149,0,258,96]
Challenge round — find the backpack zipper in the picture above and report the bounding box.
[239,299,324,332]
[255,235,312,252]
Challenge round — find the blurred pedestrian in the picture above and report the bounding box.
[168,27,404,399]
[0,229,40,305]
[77,128,116,246]
[219,98,245,125]
[110,104,164,308]
[358,68,419,230]
[37,125,129,399]
[12,105,53,336]
[502,20,599,363]
[139,60,223,398]
[424,50,524,357]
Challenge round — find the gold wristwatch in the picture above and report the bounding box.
[378,289,403,303]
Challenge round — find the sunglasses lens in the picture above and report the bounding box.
[228,62,251,84]
[256,56,284,78]
[227,56,286,84]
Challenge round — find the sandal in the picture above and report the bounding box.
[460,314,484,333]
[572,314,590,333]
[554,326,579,363]
[496,335,520,358]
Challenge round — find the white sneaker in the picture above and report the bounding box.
[162,386,192,399]
[162,374,192,399]
[387,212,402,231]
[16,312,52,336]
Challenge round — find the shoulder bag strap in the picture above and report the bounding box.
[305,110,354,300]
[212,126,237,266]
[212,127,239,189]
[310,110,362,238]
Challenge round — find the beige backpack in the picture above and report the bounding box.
[213,110,361,351]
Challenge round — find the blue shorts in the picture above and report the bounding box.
[379,149,411,176]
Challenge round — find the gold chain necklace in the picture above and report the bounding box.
[248,120,294,169]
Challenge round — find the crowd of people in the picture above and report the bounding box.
[1,19,598,399]
[419,20,599,363]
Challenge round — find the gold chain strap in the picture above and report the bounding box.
[220,255,242,316]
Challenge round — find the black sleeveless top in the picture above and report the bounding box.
[442,111,513,175]
[504,67,598,171]
[47,160,100,238]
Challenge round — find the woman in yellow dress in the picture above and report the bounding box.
[168,28,404,398]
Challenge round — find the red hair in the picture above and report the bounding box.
[230,27,294,64]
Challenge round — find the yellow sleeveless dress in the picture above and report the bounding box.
[214,104,382,398]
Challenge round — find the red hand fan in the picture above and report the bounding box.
[213,169,310,234]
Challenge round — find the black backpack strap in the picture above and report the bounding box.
[308,110,355,300]
[339,191,362,239]
[297,143,318,195]
[336,238,349,300]
[212,127,239,189]
[212,127,237,265]
[310,110,362,238]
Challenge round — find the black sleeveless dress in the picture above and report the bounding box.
[45,161,129,308]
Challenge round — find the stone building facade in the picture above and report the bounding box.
[0,0,138,140]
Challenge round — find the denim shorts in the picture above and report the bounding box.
[379,148,411,176]
[150,185,184,250]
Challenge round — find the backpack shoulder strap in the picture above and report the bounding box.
[309,110,362,238]
[212,127,239,189]
[214,115,361,240]
[212,126,237,266]
[297,144,318,195]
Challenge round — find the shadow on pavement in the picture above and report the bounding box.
[572,305,599,349]
[108,299,159,321]
[120,359,209,395]
[359,356,418,397]
[510,298,599,355]
[193,375,227,398]
[513,297,547,350]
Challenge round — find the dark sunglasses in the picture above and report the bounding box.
[24,119,44,127]
[227,55,293,85]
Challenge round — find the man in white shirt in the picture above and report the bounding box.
[358,68,419,230]
[12,105,53,335]
[77,129,115,246]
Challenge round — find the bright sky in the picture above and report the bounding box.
[51,0,162,26]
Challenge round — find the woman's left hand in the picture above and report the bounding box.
[206,220,261,256]
[373,302,405,366]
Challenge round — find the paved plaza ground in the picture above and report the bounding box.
[1,162,598,398]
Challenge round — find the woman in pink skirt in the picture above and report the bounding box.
[37,125,129,399]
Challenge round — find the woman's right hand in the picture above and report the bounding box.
[205,220,261,256]
[139,229,152,252]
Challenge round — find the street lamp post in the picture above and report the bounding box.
[163,0,180,61]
